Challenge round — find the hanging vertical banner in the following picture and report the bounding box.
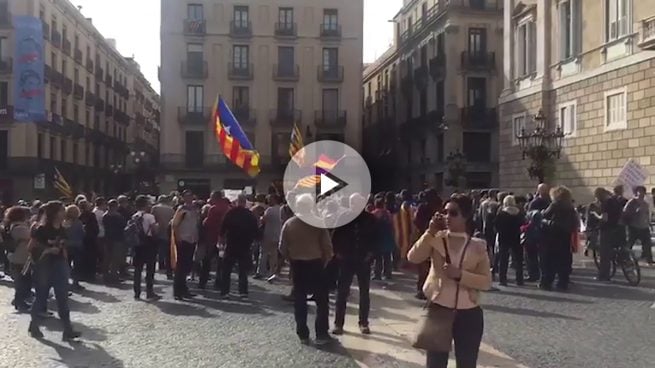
[12,16,45,122]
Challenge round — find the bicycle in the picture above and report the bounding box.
[589,234,641,286]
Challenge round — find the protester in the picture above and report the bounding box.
[78,199,99,281]
[219,194,259,298]
[172,190,200,300]
[624,186,654,264]
[102,199,126,283]
[4,206,32,311]
[259,194,282,283]
[525,184,551,282]
[372,198,395,280]
[131,195,160,301]
[279,194,334,345]
[152,195,175,280]
[199,191,230,289]
[93,197,107,277]
[28,201,81,340]
[595,187,623,282]
[408,194,491,368]
[413,189,442,300]
[63,205,85,291]
[495,195,524,286]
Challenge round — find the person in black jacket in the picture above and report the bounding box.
[495,195,525,286]
[78,199,99,282]
[331,193,378,335]
[219,194,259,298]
[540,186,578,291]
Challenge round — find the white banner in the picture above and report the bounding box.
[615,158,649,197]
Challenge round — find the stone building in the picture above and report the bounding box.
[363,0,503,193]
[0,0,160,202]
[499,0,655,202]
[159,0,363,197]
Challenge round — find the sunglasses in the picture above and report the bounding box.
[443,209,460,217]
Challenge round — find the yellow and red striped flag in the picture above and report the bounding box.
[212,96,260,177]
[289,121,305,166]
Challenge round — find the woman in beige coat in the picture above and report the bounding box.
[408,194,492,368]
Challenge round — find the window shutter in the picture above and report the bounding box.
[573,0,582,56]
[559,3,567,60]
[529,21,537,73]
[514,25,521,77]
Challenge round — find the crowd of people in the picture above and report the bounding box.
[0,181,652,367]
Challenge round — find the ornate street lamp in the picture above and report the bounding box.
[516,109,565,183]
[446,150,467,189]
[109,163,123,175]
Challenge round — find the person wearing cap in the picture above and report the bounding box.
[103,199,127,283]
[152,195,175,279]
[171,190,200,300]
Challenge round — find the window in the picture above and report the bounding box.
[515,19,536,77]
[51,52,56,69]
[0,81,7,106]
[322,48,338,70]
[559,101,577,136]
[605,88,627,131]
[85,143,90,165]
[277,88,294,112]
[273,133,291,161]
[322,89,339,121]
[186,85,204,112]
[233,45,249,68]
[279,7,294,27]
[512,114,527,146]
[50,92,57,114]
[421,3,428,20]
[0,37,8,61]
[61,139,67,162]
[61,97,67,118]
[185,131,204,168]
[187,4,203,20]
[85,110,89,126]
[50,137,56,160]
[73,68,79,84]
[559,0,580,60]
[0,130,6,170]
[232,86,249,109]
[606,0,629,41]
[470,0,486,9]
[436,80,444,113]
[187,43,203,69]
[278,46,295,75]
[74,34,79,49]
[73,104,79,122]
[72,141,78,164]
[323,9,338,30]
[468,28,487,55]
[37,133,44,159]
[234,6,249,27]
[467,77,486,109]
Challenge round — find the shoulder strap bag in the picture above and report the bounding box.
[412,235,472,353]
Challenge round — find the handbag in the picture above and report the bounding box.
[412,235,472,352]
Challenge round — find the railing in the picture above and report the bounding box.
[461,51,495,71]
[183,19,206,35]
[315,110,347,128]
[317,65,344,82]
[62,38,71,55]
[85,92,96,106]
[51,30,62,48]
[177,106,212,125]
[320,24,341,38]
[181,60,208,79]
[232,107,257,127]
[74,49,83,63]
[228,63,253,80]
[73,84,84,100]
[269,109,301,126]
[273,64,299,81]
[230,21,252,37]
[461,107,498,129]
[0,58,11,74]
[275,22,297,37]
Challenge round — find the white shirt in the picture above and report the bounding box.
[134,211,157,237]
[93,207,106,238]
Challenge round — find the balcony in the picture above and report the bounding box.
[317,65,344,83]
[42,21,50,40]
[95,98,105,111]
[183,19,206,36]
[74,49,83,63]
[181,60,208,79]
[461,107,498,129]
[320,24,341,39]
[63,77,73,95]
[269,109,301,127]
[86,58,94,73]
[95,66,103,79]
[461,51,495,71]
[105,104,114,117]
[62,38,71,55]
[273,64,299,81]
[51,30,62,48]
[429,54,446,80]
[414,65,429,90]
[638,16,655,50]
[85,92,96,106]
[230,21,252,38]
[0,58,11,75]
[315,110,347,129]
[177,107,211,125]
[228,63,253,80]
[232,107,257,128]
[275,22,297,38]
[73,84,84,100]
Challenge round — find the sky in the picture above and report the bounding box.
[71,0,403,93]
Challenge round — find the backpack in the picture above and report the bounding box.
[124,214,146,249]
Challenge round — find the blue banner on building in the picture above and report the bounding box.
[12,16,45,122]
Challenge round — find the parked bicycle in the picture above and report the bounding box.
[587,232,641,286]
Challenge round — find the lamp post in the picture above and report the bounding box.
[446,150,467,190]
[515,109,565,183]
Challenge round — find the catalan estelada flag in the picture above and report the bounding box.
[295,175,320,189]
[213,96,260,177]
[289,122,305,166]
[53,167,73,199]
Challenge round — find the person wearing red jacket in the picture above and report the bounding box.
[199,191,231,290]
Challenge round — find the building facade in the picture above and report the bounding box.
[363,0,503,193]
[0,0,159,203]
[159,0,364,197]
[499,0,655,202]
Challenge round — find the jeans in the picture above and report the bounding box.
[426,306,484,368]
[628,226,653,261]
[200,245,222,289]
[540,241,572,288]
[11,263,31,307]
[157,238,172,276]
[220,252,249,295]
[257,240,279,277]
[599,227,622,279]
[290,259,329,339]
[31,258,73,331]
[525,242,540,280]
[174,241,196,297]
[133,239,157,296]
[374,252,392,279]
[335,260,371,328]
[497,241,524,284]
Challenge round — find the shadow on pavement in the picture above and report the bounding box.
[186,296,273,316]
[76,288,122,303]
[39,318,109,342]
[496,288,594,304]
[339,346,424,368]
[36,339,124,367]
[64,298,102,314]
[150,300,214,318]
[483,304,581,320]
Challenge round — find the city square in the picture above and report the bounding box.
[1,0,655,367]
